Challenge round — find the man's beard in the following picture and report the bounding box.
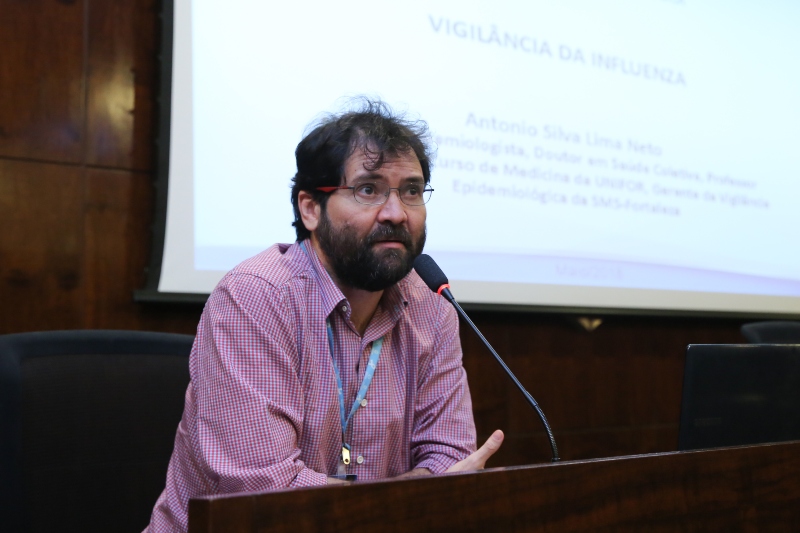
[315,210,426,292]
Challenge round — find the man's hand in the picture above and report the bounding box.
[445,430,504,473]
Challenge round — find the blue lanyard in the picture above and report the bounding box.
[299,240,385,468]
[326,317,383,465]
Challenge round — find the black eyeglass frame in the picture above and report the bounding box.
[315,184,434,206]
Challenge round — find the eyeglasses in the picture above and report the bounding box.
[316,182,434,206]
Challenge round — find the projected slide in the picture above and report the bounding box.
[160,0,800,314]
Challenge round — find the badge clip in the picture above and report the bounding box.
[342,445,351,465]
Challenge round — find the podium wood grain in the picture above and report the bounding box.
[189,441,800,532]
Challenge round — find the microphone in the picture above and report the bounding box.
[414,254,560,462]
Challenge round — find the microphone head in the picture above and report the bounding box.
[413,254,449,293]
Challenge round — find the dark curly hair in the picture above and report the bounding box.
[290,98,433,241]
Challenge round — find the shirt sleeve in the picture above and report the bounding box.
[410,298,478,473]
[147,273,327,532]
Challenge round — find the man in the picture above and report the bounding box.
[146,100,503,531]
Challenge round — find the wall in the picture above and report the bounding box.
[0,0,196,334]
[0,0,747,467]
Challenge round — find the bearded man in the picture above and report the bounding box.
[146,100,503,532]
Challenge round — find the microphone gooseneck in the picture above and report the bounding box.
[413,254,560,462]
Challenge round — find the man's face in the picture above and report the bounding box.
[314,148,427,292]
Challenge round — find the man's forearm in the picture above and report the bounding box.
[395,467,432,479]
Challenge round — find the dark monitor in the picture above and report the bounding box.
[678,344,800,451]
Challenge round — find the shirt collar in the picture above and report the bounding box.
[296,239,347,317]
[382,280,409,323]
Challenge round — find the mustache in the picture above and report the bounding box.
[364,224,413,248]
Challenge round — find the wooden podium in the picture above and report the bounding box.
[189,441,800,532]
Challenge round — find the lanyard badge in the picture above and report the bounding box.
[326,317,384,474]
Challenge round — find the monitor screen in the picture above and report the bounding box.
[678,344,800,451]
[145,0,800,317]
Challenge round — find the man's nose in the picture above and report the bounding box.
[376,189,407,224]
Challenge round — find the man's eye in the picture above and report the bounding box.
[357,184,378,196]
[403,185,421,196]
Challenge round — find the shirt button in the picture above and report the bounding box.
[360,398,367,407]
[341,305,348,313]
[356,455,364,464]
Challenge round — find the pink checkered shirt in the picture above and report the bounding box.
[146,241,476,532]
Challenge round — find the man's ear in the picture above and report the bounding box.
[298,190,322,232]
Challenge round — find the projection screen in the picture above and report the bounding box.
[139,0,800,317]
